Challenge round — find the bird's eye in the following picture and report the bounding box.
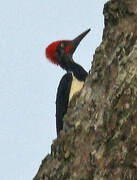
[60,43,65,48]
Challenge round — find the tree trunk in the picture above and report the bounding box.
[33,0,137,179]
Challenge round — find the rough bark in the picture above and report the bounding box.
[33,0,137,179]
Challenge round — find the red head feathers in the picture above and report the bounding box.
[46,41,62,65]
[46,40,72,65]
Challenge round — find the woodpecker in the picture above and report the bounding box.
[46,29,90,135]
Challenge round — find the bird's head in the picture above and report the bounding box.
[46,29,90,70]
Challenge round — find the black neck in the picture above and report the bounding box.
[67,61,88,81]
[60,55,88,81]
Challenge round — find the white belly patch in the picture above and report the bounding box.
[69,75,84,102]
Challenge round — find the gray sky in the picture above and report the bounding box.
[0,0,107,179]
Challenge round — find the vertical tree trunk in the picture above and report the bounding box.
[33,0,137,179]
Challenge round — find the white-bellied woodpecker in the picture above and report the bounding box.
[46,29,90,135]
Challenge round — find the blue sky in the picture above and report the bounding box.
[0,0,107,179]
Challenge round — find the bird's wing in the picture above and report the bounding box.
[56,72,72,135]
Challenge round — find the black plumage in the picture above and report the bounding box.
[56,73,72,135]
